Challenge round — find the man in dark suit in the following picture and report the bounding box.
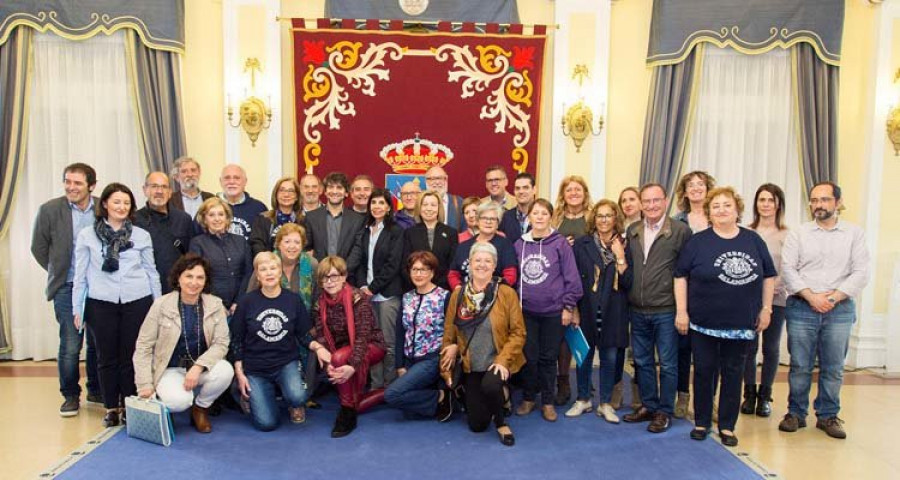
[304,171,364,275]
[500,172,536,244]
[30,163,101,417]
[425,165,466,232]
[168,156,213,219]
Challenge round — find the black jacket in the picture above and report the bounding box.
[167,190,213,214]
[134,205,196,294]
[354,222,405,298]
[402,222,458,291]
[249,212,304,258]
[189,232,252,309]
[304,206,365,268]
[573,235,633,349]
[500,207,530,245]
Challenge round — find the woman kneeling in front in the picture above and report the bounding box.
[134,253,234,433]
[232,252,330,432]
[441,242,526,446]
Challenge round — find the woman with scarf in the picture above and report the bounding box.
[249,177,305,257]
[441,242,526,446]
[73,183,162,427]
[311,256,387,438]
[569,200,632,423]
[190,197,252,315]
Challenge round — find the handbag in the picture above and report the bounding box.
[124,396,175,447]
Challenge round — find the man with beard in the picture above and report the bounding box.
[134,172,196,294]
[778,181,869,440]
[300,173,324,212]
[218,164,267,241]
[304,171,365,273]
[169,157,213,219]
[30,163,102,416]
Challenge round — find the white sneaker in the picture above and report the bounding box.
[596,403,620,424]
[565,399,593,417]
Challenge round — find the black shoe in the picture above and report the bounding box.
[554,376,571,406]
[86,392,104,405]
[102,410,120,428]
[497,425,515,446]
[719,431,738,447]
[740,384,757,415]
[331,406,357,438]
[60,397,80,417]
[207,402,223,417]
[647,412,671,433]
[690,427,709,441]
[755,385,773,417]
[436,389,454,423]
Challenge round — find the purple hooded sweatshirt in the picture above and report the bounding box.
[514,229,583,315]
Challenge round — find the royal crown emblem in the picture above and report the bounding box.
[380,133,454,174]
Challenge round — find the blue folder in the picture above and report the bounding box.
[565,326,590,368]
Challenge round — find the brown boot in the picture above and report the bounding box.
[191,404,212,433]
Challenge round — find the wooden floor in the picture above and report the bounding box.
[2,361,899,479]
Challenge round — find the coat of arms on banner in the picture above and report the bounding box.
[399,0,428,16]
[381,133,453,207]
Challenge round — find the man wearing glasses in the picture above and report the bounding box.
[424,166,466,231]
[623,183,691,434]
[134,171,196,294]
[778,181,869,440]
[394,180,421,230]
[481,165,516,210]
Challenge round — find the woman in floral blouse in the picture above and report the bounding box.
[384,251,453,421]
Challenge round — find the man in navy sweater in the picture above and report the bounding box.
[219,164,266,241]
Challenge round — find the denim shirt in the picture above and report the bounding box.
[66,199,95,283]
[72,225,162,316]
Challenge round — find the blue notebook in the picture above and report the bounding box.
[124,396,174,447]
[565,326,590,368]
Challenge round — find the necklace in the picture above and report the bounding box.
[178,298,203,363]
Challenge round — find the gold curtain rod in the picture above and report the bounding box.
[275,16,559,29]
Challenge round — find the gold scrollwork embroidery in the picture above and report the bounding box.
[511,148,528,173]
[303,143,322,173]
[475,45,512,74]
[327,41,363,70]
[505,70,533,108]
[302,64,331,103]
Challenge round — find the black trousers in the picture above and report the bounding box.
[86,296,153,409]
[691,330,750,431]
[465,370,507,432]
[677,333,692,393]
[522,311,565,405]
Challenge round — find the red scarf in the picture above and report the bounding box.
[318,283,355,352]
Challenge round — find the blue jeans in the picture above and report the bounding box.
[53,283,98,398]
[786,297,855,419]
[385,354,440,418]
[246,360,308,431]
[576,345,622,403]
[630,311,678,415]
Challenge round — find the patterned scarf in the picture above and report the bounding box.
[455,277,500,333]
[281,253,315,310]
[94,219,133,272]
[593,234,617,267]
[275,210,296,226]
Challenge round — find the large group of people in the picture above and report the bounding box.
[30,159,869,447]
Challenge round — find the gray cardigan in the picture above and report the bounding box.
[30,195,98,300]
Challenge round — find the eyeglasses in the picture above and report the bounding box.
[425,175,447,182]
[322,273,344,284]
[641,198,665,206]
[486,177,505,184]
[278,188,297,194]
[687,181,707,188]
[410,267,432,274]
[145,183,170,190]
[596,214,616,220]
[809,197,835,205]
[479,216,499,223]
[400,191,420,197]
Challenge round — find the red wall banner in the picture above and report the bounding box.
[291,21,547,199]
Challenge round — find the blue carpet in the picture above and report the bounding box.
[55,382,762,480]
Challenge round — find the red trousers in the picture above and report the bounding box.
[331,344,385,409]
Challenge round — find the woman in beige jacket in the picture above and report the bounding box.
[133,253,233,433]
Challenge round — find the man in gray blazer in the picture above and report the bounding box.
[30,163,101,417]
[304,171,364,277]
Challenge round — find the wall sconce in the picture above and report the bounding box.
[561,64,604,152]
[227,58,273,147]
[887,68,900,156]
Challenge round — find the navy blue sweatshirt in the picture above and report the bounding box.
[230,289,311,376]
[225,193,267,241]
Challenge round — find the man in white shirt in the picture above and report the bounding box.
[778,181,869,440]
